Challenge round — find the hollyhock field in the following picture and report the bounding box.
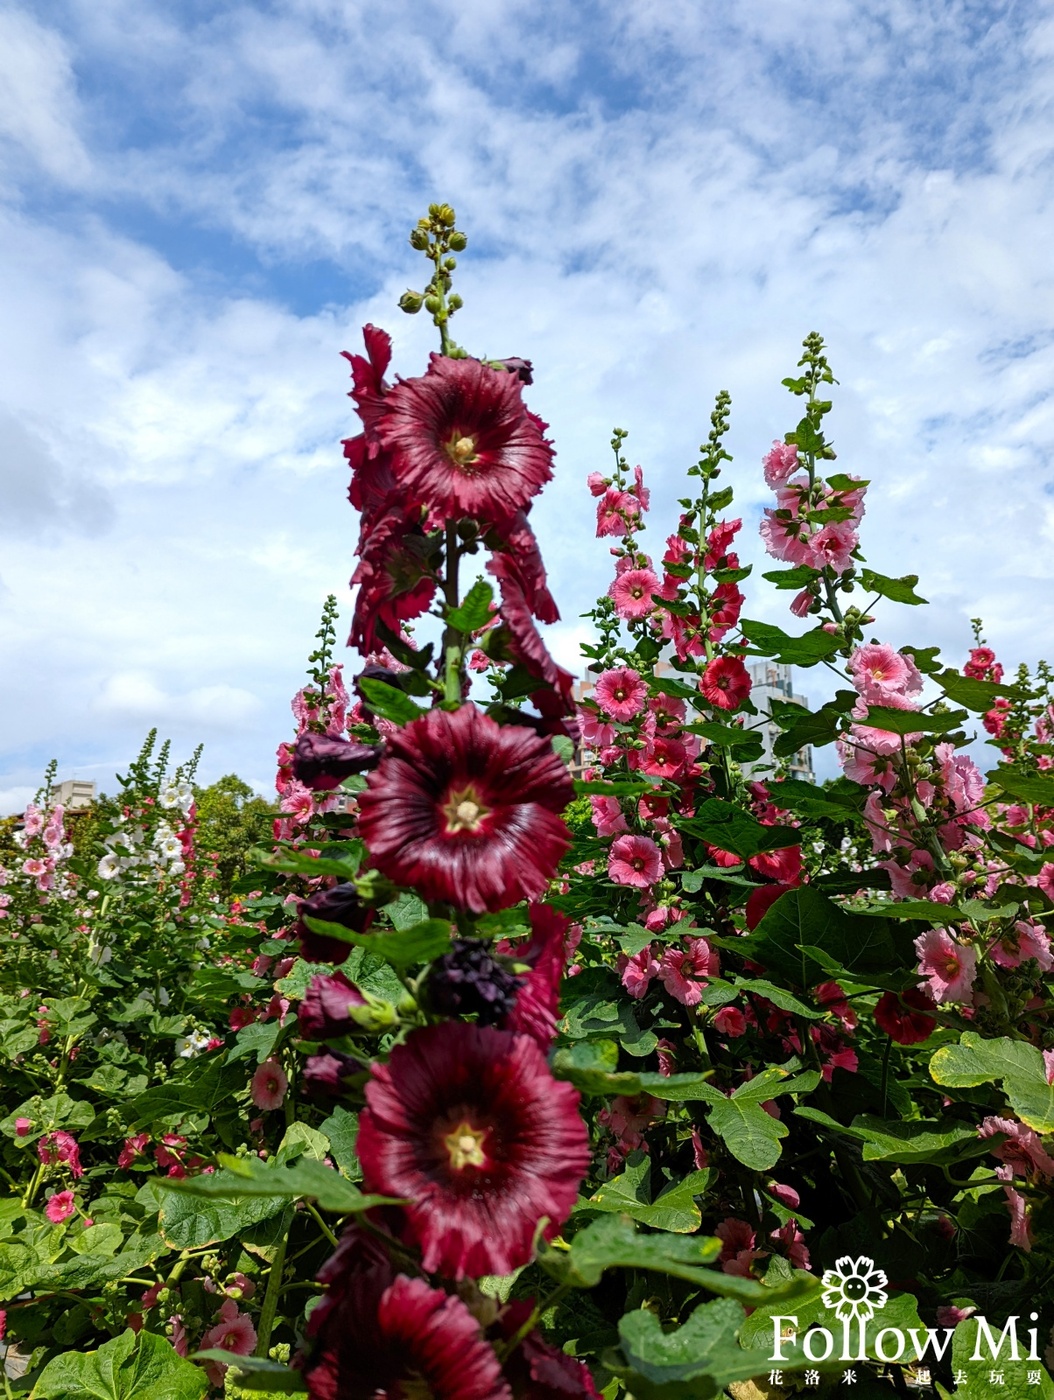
[4,205,1054,1397]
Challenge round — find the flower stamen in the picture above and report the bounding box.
[443,1120,488,1171]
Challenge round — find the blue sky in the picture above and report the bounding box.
[2,0,1054,808]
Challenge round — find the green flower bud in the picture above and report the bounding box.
[409,228,429,251]
[448,230,467,251]
[399,289,425,314]
[448,293,463,311]
[436,203,456,226]
[424,294,442,314]
[443,256,457,271]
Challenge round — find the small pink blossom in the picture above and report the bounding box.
[767,1181,800,1210]
[1003,1179,1033,1251]
[914,928,977,1005]
[713,1005,747,1037]
[590,795,629,838]
[620,945,659,999]
[806,521,857,573]
[15,1117,32,1137]
[201,1299,258,1387]
[251,1059,289,1111]
[608,834,663,889]
[848,643,922,705]
[715,1218,763,1277]
[45,1190,76,1223]
[587,471,608,496]
[593,667,648,722]
[37,1130,83,1178]
[610,567,661,619]
[789,588,813,618]
[978,1116,1054,1177]
[118,1132,150,1169]
[991,920,1054,972]
[596,487,640,537]
[763,440,799,488]
[770,1219,810,1271]
[658,937,720,1007]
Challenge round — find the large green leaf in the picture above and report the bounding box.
[794,1107,985,1164]
[356,677,425,724]
[859,705,967,735]
[930,1032,1054,1132]
[740,619,842,666]
[947,1318,1054,1398]
[701,1066,820,1171]
[738,887,910,988]
[936,671,1031,711]
[614,1297,789,1398]
[31,1329,207,1400]
[446,577,495,632]
[859,568,927,606]
[585,1154,710,1233]
[253,842,364,880]
[679,799,799,859]
[772,694,857,756]
[987,766,1054,808]
[302,914,451,967]
[190,1354,307,1394]
[161,1154,395,1216]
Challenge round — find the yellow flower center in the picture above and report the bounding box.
[443,787,488,834]
[448,433,478,466]
[444,1120,488,1170]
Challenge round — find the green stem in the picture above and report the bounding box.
[21,1161,44,1210]
[442,523,463,704]
[305,1201,339,1250]
[496,1283,572,1362]
[254,1212,293,1357]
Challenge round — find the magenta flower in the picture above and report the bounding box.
[609,568,661,619]
[357,705,573,914]
[502,903,571,1049]
[596,487,640,537]
[699,656,751,710]
[608,834,663,889]
[251,1059,289,1111]
[589,795,628,838]
[497,1300,600,1398]
[299,971,368,1041]
[914,928,977,1005]
[15,1117,32,1137]
[806,521,857,573]
[45,1190,76,1223]
[117,1132,150,1169]
[291,732,382,791]
[991,919,1054,972]
[593,667,648,721]
[304,1225,511,1400]
[658,937,720,1007]
[377,353,554,525]
[713,1006,747,1037]
[357,1021,589,1278]
[620,944,659,999]
[37,1130,82,1179]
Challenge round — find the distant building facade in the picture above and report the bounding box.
[54,779,96,811]
[743,662,815,783]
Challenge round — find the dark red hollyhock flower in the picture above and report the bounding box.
[349,507,437,654]
[496,1300,599,1399]
[357,705,573,914]
[378,354,554,524]
[291,733,382,792]
[304,1223,510,1400]
[296,883,374,964]
[299,971,367,1040]
[302,1050,365,1099]
[486,512,559,624]
[342,326,402,531]
[700,655,751,710]
[357,1021,590,1278]
[745,882,794,931]
[874,988,937,1045]
[487,554,575,714]
[501,904,570,1050]
[492,356,534,384]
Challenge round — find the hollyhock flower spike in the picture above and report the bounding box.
[378,353,554,525]
[357,1020,590,1278]
[357,704,572,914]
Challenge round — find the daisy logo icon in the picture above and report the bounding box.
[820,1256,889,1322]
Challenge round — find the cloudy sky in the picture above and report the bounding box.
[2,0,1053,811]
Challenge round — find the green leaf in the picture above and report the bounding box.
[987,766,1054,807]
[936,670,1031,711]
[156,1184,290,1250]
[320,1105,361,1180]
[446,577,494,632]
[227,1018,282,1066]
[573,778,655,797]
[740,619,841,666]
[191,1354,307,1393]
[762,565,819,591]
[738,886,910,989]
[356,677,425,725]
[758,777,863,819]
[679,799,800,860]
[859,705,968,735]
[793,1107,985,1164]
[161,1154,396,1215]
[859,568,928,605]
[254,843,365,880]
[615,1297,779,1396]
[772,695,856,757]
[585,1152,710,1232]
[701,1066,820,1171]
[550,1213,720,1288]
[384,891,429,929]
[302,914,451,967]
[948,1319,1054,1398]
[31,1328,207,1400]
[930,1031,1054,1132]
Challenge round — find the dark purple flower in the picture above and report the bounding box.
[292,733,382,792]
[296,883,374,964]
[302,1050,366,1099]
[426,940,523,1025]
[298,971,367,1040]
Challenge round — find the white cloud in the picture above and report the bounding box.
[0,9,90,184]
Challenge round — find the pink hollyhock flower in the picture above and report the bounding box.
[1003,1178,1033,1251]
[770,1219,810,1271]
[15,1117,32,1137]
[358,705,572,915]
[789,588,813,618]
[21,857,47,878]
[596,487,640,537]
[251,1059,289,1111]
[620,944,659,999]
[304,1224,511,1400]
[760,510,813,565]
[848,643,923,704]
[935,744,989,828]
[377,353,553,524]
[631,736,688,780]
[648,692,686,731]
[1044,1049,1054,1086]
[586,471,608,496]
[658,937,720,1007]
[879,849,935,899]
[964,645,1000,679]
[45,1190,76,1223]
[599,1094,663,1158]
[708,582,744,640]
[22,805,44,837]
[745,882,793,930]
[811,1025,858,1081]
[767,1181,801,1210]
[589,795,628,838]
[608,835,663,889]
[979,1116,1054,1177]
[593,666,648,720]
[748,845,802,885]
[914,928,977,1004]
[299,971,368,1041]
[715,1218,762,1278]
[874,988,936,1044]
[838,737,897,792]
[201,1299,258,1388]
[704,518,742,571]
[610,567,661,619]
[763,440,799,488]
[229,1006,256,1033]
[117,1132,150,1169]
[991,919,1054,972]
[806,521,857,573]
[38,1130,83,1179]
[699,656,751,710]
[357,1021,589,1278]
[713,1006,747,1037]
[579,710,616,746]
